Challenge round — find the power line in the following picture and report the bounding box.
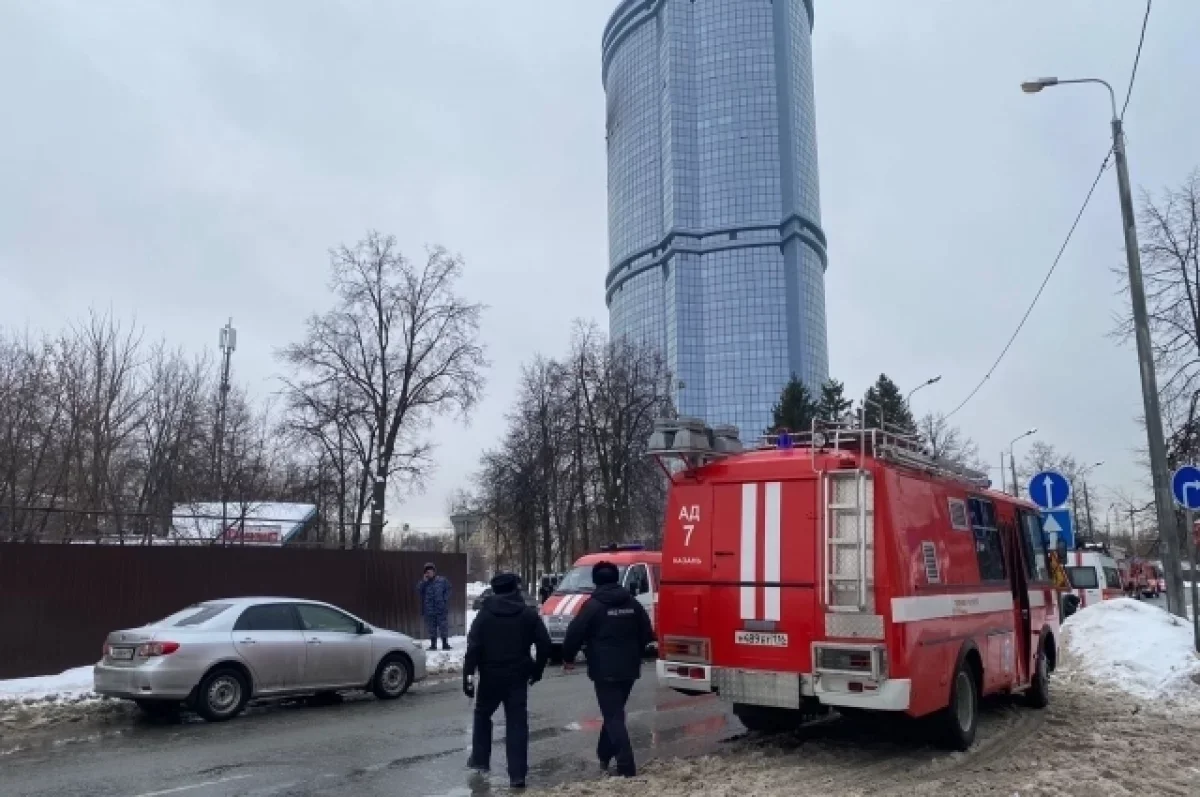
[945,151,1113,420]
[944,3,1153,421]
[1120,0,1152,120]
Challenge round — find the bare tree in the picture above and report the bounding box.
[471,323,670,578]
[918,412,985,472]
[280,232,488,549]
[1115,170,1200,467]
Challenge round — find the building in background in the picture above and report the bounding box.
[603,0,829,438]
[170,502,317,546]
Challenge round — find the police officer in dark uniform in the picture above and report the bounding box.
[561,560,654,778]
[463,572,552,789]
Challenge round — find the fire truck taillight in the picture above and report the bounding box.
[662,636,710,663]
[814,644,888,680]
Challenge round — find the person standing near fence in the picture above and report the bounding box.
[418,563,452,651]
[463,572,551,789]
[560,560,654,778]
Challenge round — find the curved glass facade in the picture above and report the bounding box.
[603,0,828,439]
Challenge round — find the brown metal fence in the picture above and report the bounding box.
[0,544,466,680]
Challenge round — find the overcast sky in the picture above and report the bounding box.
[2,1,1198,533]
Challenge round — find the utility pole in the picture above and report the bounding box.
[1082,480,1095,542]
[1022,75,1188,617]
[1113,116,1187,616]
[215,319,236,547]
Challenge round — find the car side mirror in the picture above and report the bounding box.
[357,622,372,635]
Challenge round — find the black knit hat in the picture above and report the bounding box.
[592,561,619,586]
[491,572,519,594]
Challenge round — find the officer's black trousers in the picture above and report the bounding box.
[471,678,529,782]
[593,680,636,776]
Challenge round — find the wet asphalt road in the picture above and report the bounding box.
[0,669,735,797]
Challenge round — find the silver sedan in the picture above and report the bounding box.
[94,597,428,721]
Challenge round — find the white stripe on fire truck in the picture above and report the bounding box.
[890,591,1015,623]
[764,481,782,621]
[555,595,579,615]
[740,482,758,620]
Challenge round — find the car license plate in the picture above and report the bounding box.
[735,631,788,647]
[110,647,134,661]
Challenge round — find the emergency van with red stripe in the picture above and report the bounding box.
[1060,545,1124,617]
[647,417,1060,750]
[540,544,661,659]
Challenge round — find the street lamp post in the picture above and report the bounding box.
[1008,428,1037,498]
[1022,76,1186,616]
[906,375,942,407]
[1074,461,1103,542]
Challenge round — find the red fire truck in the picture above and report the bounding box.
[648,418,1059,750]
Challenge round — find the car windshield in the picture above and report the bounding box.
[152,603,232,628]
[1066,567,1100,590]
[554,564,628,595]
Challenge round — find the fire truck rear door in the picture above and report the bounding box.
[709,479,818,669]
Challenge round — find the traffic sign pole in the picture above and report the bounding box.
[1169,465,1200,650]
[1189,509,1199,654]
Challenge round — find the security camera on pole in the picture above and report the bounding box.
[1169,465,1200,653]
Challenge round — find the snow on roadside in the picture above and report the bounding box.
[0,666,132,744]
[1060,597,1200,708]
[423,609,477,675]
[0,666,96,704]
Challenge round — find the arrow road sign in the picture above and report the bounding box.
[1041,509,1074,550]
[1171,465,1200,510]
[1028,470,1070,510]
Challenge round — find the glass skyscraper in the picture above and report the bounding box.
[603,0,828,440]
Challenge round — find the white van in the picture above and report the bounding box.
[1061,547,1124,616]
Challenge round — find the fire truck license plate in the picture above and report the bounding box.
[735,631,788,647]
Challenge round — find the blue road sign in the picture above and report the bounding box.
[1171,465,1200,510]
[1041,509,1074,550]
[1028,470,1070,510]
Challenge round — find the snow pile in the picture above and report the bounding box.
[0,667,133,740]
[467,581,489,599]
[0,666,96,704]
[1061,597,1200,706]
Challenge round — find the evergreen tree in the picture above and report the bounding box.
[767,374,818,435]
[862,373,916,433]
[816,379,853,422]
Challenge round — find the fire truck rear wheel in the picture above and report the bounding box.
[732,703,800,734]
[937,659,979,751]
